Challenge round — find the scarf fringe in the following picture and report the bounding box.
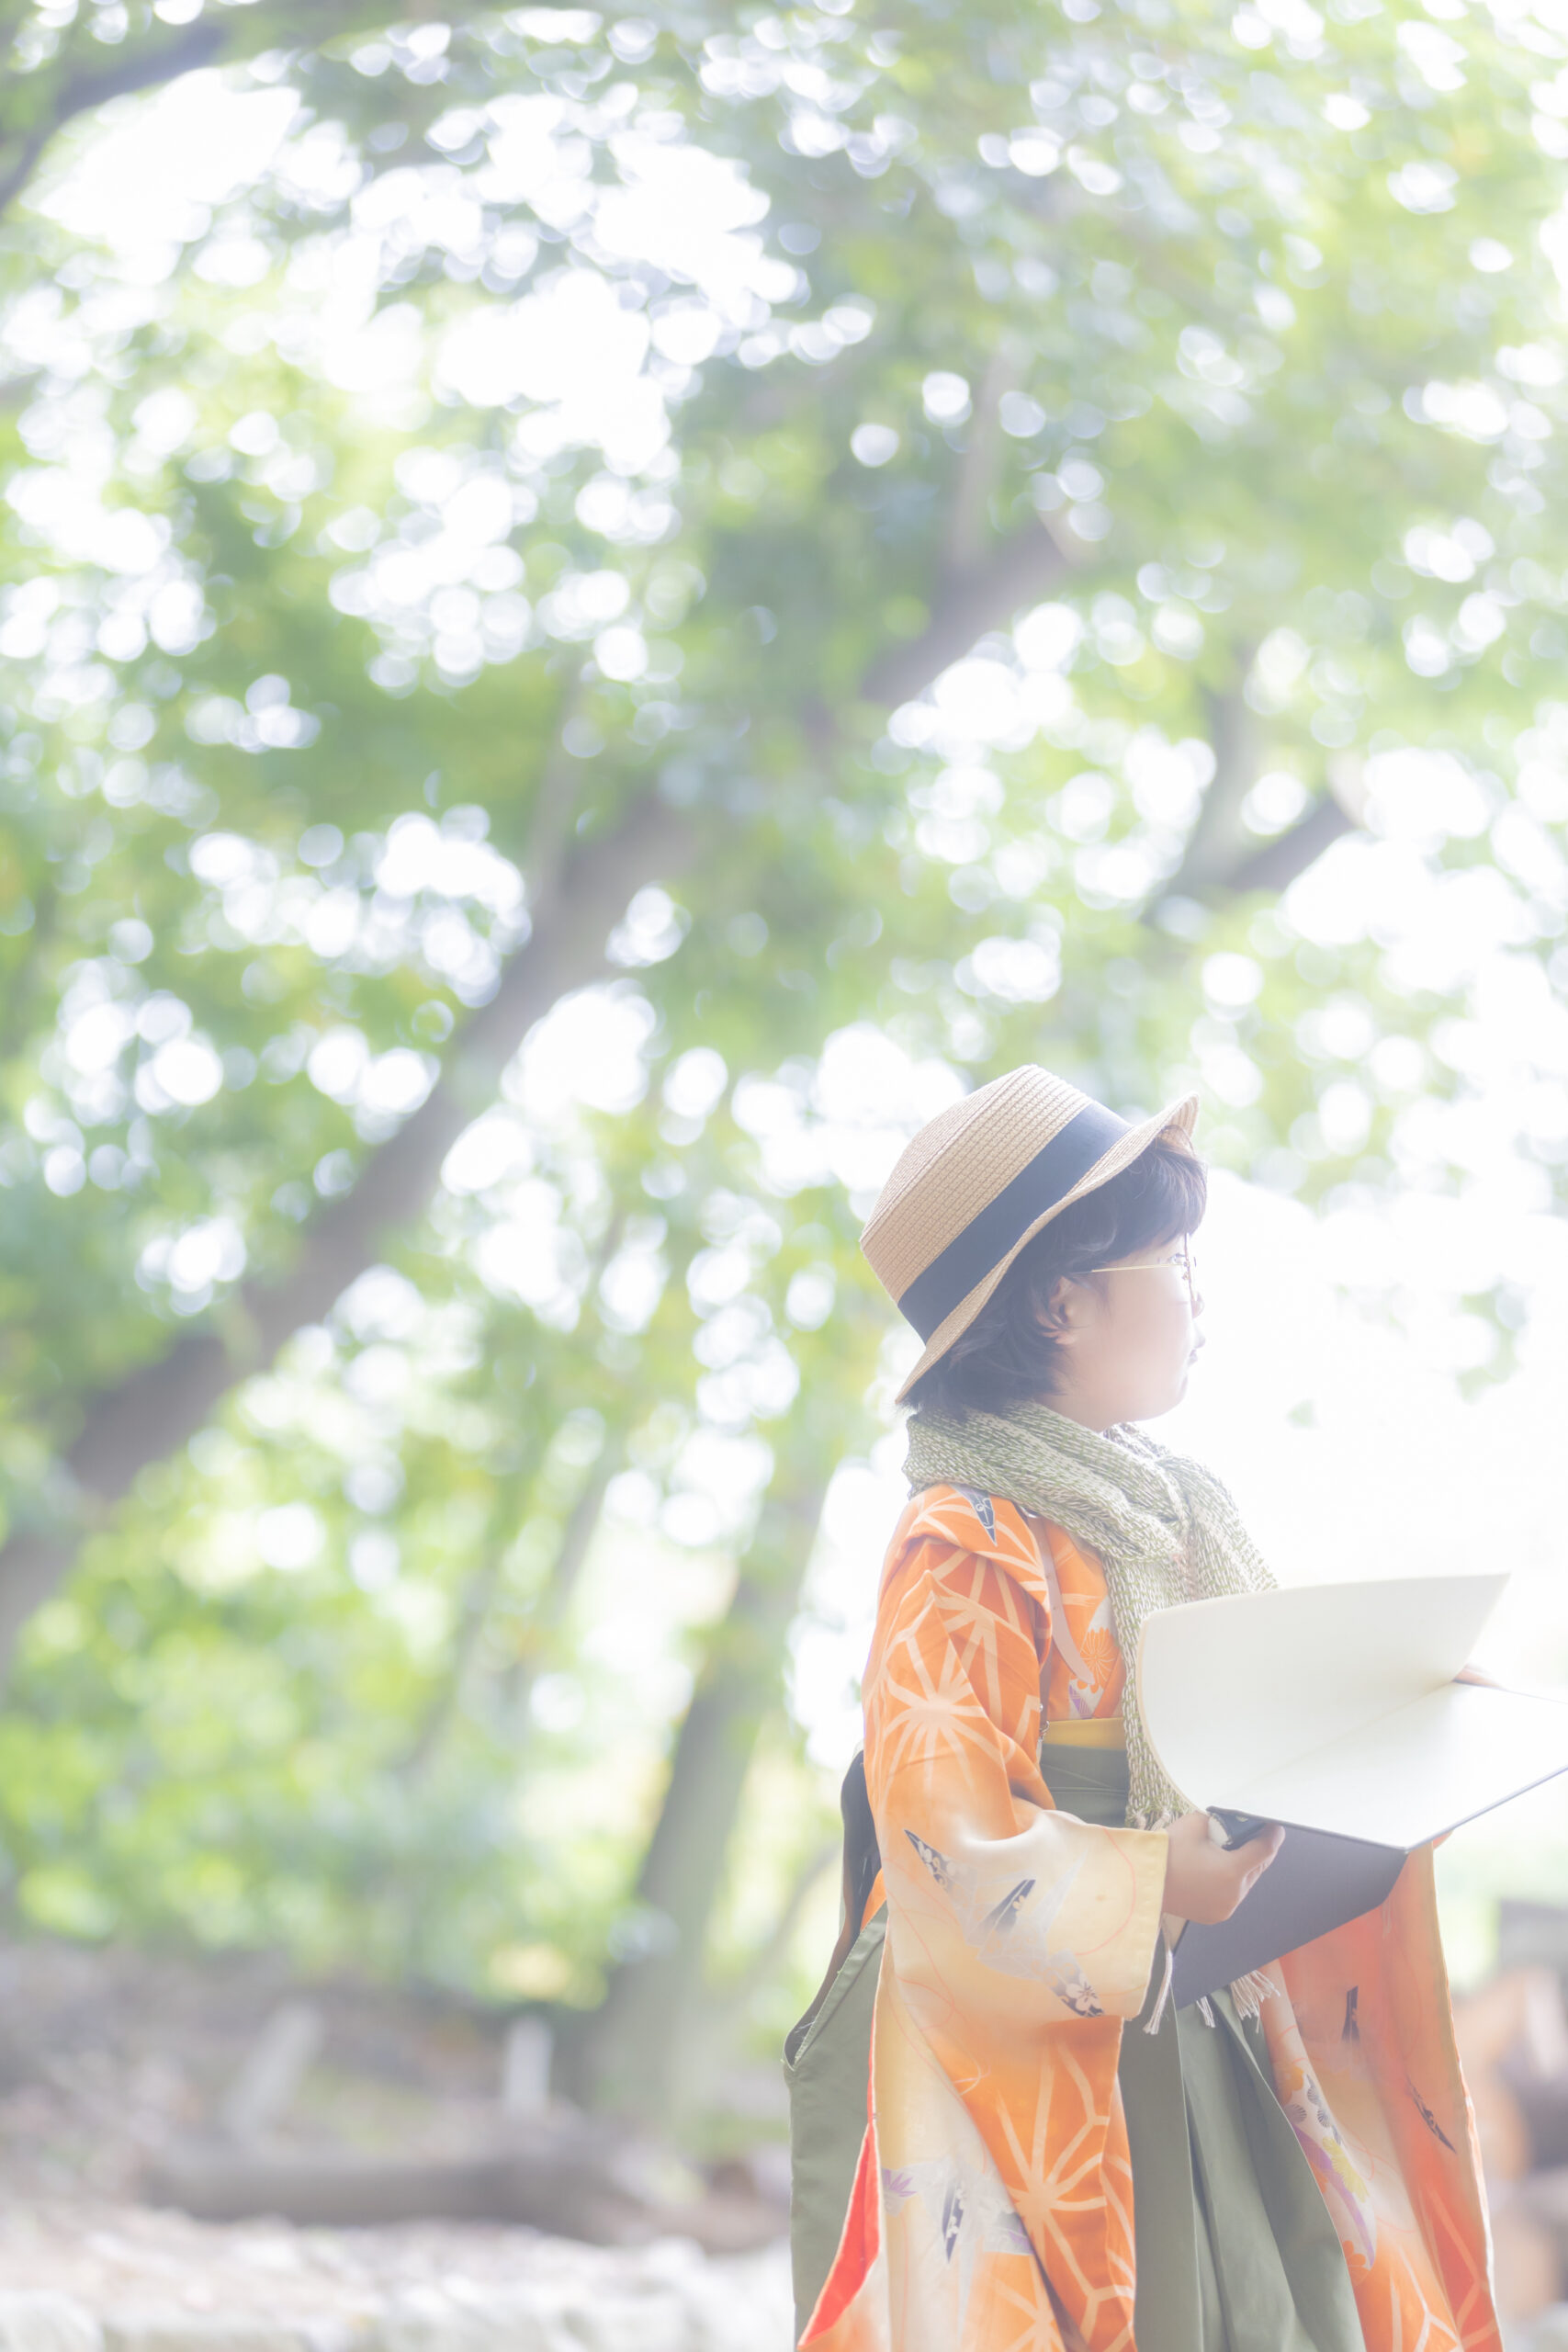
[1145,1954,1278,2035]
[1143,1938,1176,2035]
[1226,1966,1279,2021]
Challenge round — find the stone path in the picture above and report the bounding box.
[0,2207,793,2352]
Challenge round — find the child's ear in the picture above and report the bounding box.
[1036,1275,1083,1343]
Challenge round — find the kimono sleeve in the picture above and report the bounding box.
[863,1511,1167,2030]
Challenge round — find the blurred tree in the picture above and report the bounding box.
[0,0,1564,2117]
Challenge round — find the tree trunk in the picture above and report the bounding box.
[566,1353,860,2122]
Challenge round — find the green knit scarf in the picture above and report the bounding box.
[902,1401,1278,1831]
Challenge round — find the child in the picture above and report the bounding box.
[787,1066,1497,2352]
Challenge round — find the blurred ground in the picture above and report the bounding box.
[0,2222,792,2348]
[0,1939,496,2204]
[0,1934,782,2196]
[0,1936,790,2346]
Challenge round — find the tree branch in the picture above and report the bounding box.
[508,1419,625,1730]
[400,1303,628,1781]
[0,20,223,218]
[0,795,693,1659]
[46,26,230,120]
[1160,678,1259,901]
[943,347,1020,575]
[861,513,1077,708]
[396,1459,539,1783]
[1154,679,1366,906]
[1224,795,1355,895]
[0,3,423,220]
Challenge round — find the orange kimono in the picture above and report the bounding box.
[805,1485,1500,2352]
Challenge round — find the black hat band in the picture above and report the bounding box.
[897,1099,1129,1343]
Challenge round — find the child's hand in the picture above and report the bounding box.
[1162,1810,1285,1925]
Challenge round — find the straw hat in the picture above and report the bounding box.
[862,1066,1199,1403]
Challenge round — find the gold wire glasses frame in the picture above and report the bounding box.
[1087,1244,1201,1312]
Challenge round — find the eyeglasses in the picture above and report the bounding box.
[1088,1244,1201,1313]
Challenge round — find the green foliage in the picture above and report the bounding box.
[0,0,1563,2050]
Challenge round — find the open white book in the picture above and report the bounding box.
[1136,1572,1568,2007]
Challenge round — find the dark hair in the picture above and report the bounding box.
[904,1134,1207,1421]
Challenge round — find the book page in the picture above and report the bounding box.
[1215,1682,1568,1848]
[1138,1573,1506,1817]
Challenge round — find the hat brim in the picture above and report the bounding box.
[892,1093,1200,1405]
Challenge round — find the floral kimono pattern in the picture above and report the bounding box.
[803,1485,1499,2352]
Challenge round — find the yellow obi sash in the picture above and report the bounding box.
[1041,1714,1126,1749]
